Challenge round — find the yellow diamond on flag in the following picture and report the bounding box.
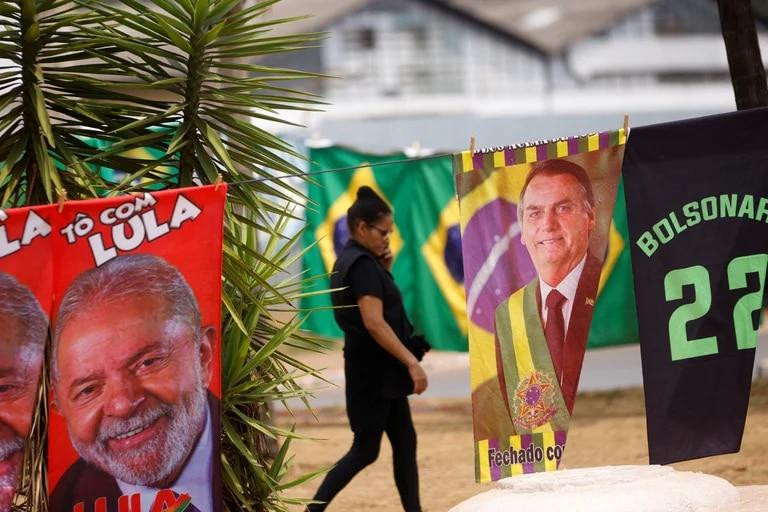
[314,164,403,272]
[421,197,468,335]
[597,220,624,296]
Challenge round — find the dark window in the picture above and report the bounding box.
[410,26,428,48]
[653,0,721,34]
[656,71,730,83]
[356,28,376,49]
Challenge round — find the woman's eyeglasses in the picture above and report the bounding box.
[367,224,392,237]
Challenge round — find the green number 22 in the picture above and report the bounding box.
[664,254,766,361]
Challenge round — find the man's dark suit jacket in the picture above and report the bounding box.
[471,252,602,440]
[50,393,221,512]
[505,251,603,415]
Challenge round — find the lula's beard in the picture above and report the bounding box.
[69,379,207,487]
[0,437,25,512]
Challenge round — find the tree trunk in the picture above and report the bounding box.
[717,0,768,110]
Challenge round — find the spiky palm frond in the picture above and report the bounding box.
[221,207,330,512]
[0,0,177,206]
[2,1,329,511]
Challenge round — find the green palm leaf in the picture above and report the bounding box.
[2,1,329,510]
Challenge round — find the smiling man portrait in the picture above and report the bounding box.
[49,254,220,512]
[0,272,46,512]
[492,159,602,433]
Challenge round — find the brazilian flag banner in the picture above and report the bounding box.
[302,145,468,351]
[624,108,768,465]
[454,130,625,482]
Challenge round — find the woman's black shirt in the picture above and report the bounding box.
[330,240,412,401]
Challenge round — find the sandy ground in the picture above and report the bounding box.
[279,379,768,511]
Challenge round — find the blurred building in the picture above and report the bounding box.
[261,0,768,150]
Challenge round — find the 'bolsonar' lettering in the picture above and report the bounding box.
[636,193,768,257]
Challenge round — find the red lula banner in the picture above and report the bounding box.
[0,204,53,512]
[46,185,227,512]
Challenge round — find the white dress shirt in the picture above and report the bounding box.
[118,403,214,512]
[538,254,587,337]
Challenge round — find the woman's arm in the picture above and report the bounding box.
[358,295,428,394]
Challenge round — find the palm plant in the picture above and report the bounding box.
[0,1,328,510]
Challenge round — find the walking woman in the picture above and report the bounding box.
[308,186,428,512]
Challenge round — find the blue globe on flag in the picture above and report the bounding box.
[462,198,536,332]
[333,216,349,257]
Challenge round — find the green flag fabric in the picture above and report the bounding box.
[78,135,178,189]
[302,145,468,351]
[586,177,640,348]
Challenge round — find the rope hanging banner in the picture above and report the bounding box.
[228,122,631,187]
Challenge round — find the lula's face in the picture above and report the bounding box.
[54,296,212,486]
[0,314,43,511]
[520,173,595,285]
